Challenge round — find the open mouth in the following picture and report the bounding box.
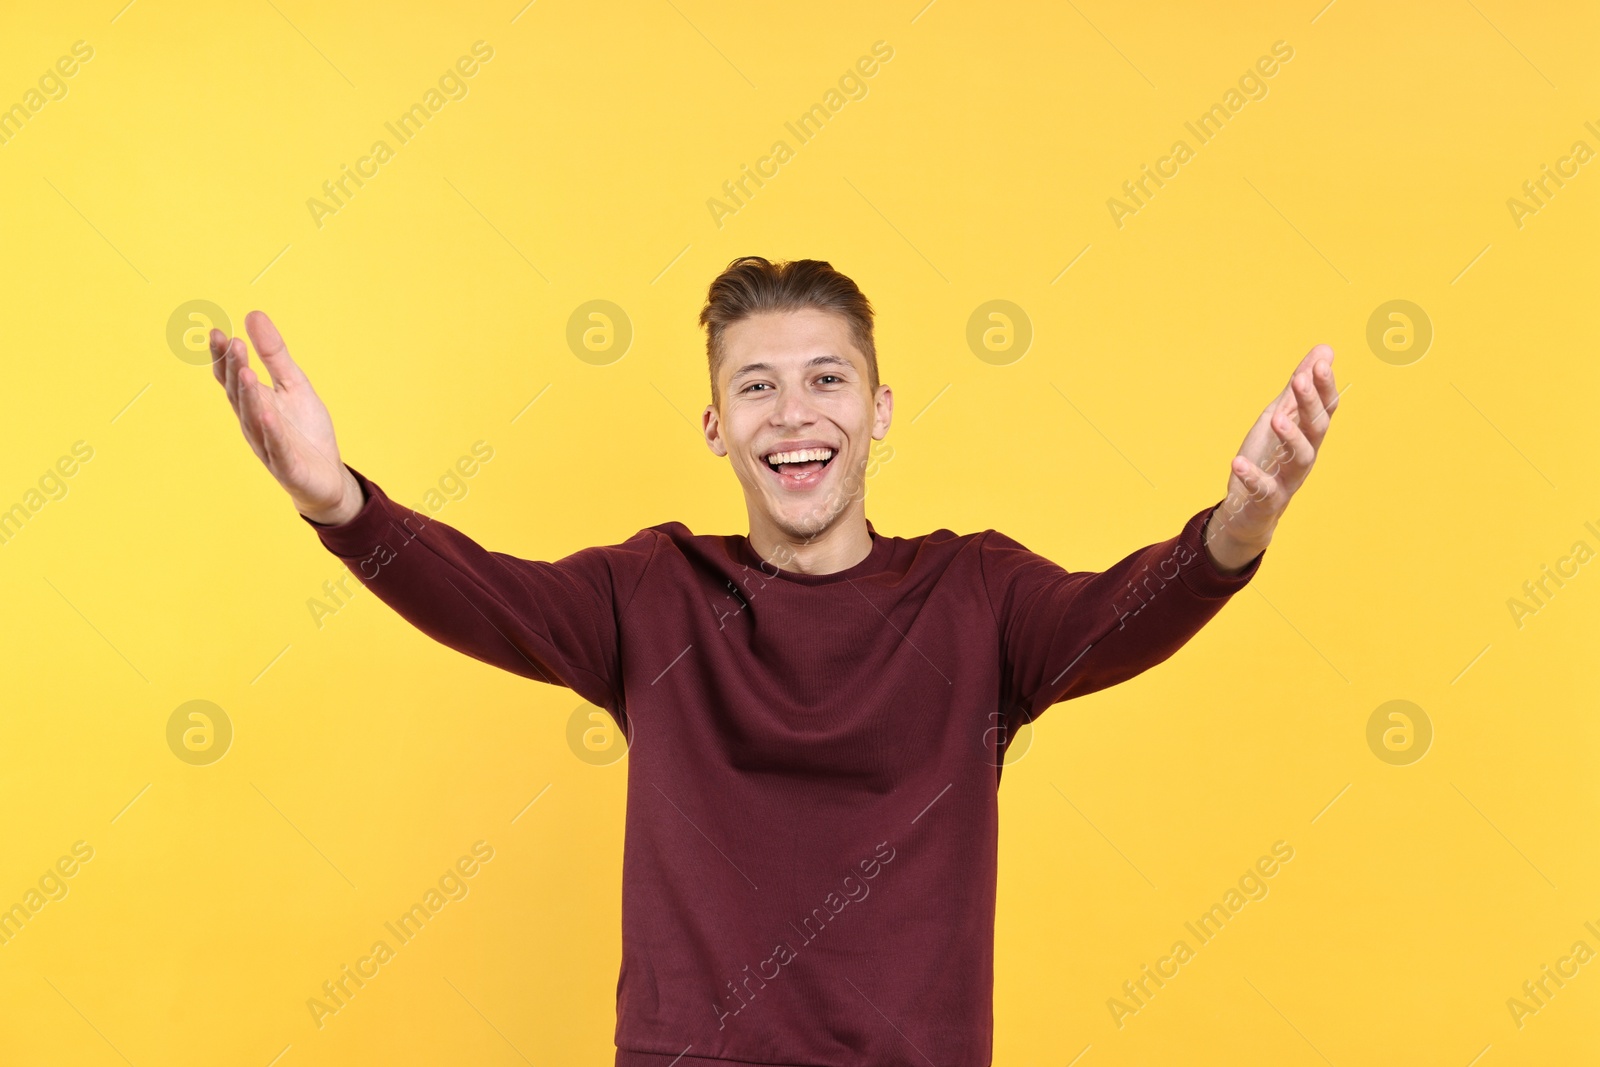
[762,446,837,490]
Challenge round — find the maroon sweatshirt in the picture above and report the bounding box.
[302,464,1262,1066]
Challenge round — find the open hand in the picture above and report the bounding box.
[1204,343,1341,572]
[210,310,359,525]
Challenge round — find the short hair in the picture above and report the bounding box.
[698,256,878,407]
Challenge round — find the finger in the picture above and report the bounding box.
[1261,345,1330,421]
[1290,343,1333,386]
[1311,352,1340,422]
[244,363,338,477]
[1265,386,1299,441]
[244,310,305,390]
[224,337,250,411]
[235,362,271,464]
[209,329,230,386]
[242,363,303,474]
[1290,369,1327,448]
[1255,408,1295,479]
[252,382,288,470]
[1265,403,1314,486]
[1232,453,1283,510]
[222,337,240,407]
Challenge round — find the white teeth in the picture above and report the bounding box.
[766,448,834,465]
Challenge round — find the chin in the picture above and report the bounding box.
[770,510,828,542]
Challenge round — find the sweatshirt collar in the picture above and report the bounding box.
[731,518,891,585]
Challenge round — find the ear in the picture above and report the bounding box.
[702,403,728,457]
[871,384,893,440]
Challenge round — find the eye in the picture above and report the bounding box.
[818,374,843,384]
[741,382,770,393]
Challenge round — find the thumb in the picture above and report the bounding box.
[244,310,305,390]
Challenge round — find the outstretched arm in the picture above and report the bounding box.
[985,343,1341,726]
[297,464,656,713]
[209,310,656,714]
[983,501,1261,724]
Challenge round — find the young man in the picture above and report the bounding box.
[210,256,1338,1066]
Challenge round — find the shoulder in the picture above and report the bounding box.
[972,528,1051,562]
[901,527,988,557]
[623,520,727,572]
[636,520,705,558]
[883,526,1000,579]
[643,520,696,542]
[969,528,1069,602]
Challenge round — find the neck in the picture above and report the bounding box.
[746,504,873,576]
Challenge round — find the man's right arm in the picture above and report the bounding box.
[207,309,654,713]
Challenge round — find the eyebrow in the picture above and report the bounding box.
[729,354,853,384]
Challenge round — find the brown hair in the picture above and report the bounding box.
[698,256,878,407]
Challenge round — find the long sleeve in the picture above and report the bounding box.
[300,463,659,715]
[980,498,1262,726]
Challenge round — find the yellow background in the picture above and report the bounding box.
[1,0,1596,1063]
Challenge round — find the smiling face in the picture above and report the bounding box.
[702,307,892,549]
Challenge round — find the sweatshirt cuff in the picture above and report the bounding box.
[298,464,402,559]
[1178,499,1264,598]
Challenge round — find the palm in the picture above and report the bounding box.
[210,311,348,516]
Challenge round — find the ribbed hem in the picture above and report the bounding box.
[618,1052,989,1067]
[617,1052,865,1067]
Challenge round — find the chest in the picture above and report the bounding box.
[621,565,1000,788]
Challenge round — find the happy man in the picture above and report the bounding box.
[210,255,1338,1066]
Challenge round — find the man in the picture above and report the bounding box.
[210,256,1337,1066]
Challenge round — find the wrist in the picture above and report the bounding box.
[1202,511,1270,576]
[298,468,363,527]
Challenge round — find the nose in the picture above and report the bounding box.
[771,379,819,428]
